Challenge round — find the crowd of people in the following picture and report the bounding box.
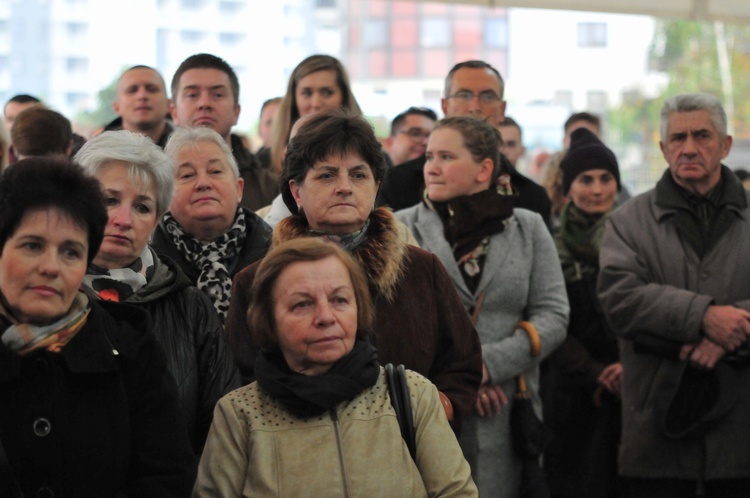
[1,51,749,498]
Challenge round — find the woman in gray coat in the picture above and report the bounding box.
[396,116,568,497]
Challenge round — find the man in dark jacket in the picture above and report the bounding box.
[376,60,551,228]
[170,53,277,211]
[598,92,750,498]
[384,106,437,168]
[104,65,173,148]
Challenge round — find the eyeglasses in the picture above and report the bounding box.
[398,127,431,140]
[448,90,501,104]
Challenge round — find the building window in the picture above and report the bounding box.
[181,0,205,9]
[66,22,88,39]
[391,20,417,48]
[369,50,386,78]
[484,18,508,48]
[66,92,87,108]
[577,22,607,47]
[0,56,8,78]
[422,48,450,77]
[0,21,8,46]
[66,57,88,73]
[553,90,573,108]
[157,29,169,70]
[392,49,417,77]
[220,32,245,45]
[364,20,387,48]
[180,30,204,43]
[587,90,607,113]
[455,19,481,47]
[219,1,244,14]
[420,18,450,48]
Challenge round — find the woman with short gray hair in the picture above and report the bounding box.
[76,130,240,453]
[75,128,173,214]
[151,126,272,321]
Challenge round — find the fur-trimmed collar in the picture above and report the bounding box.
[273,208,408,303]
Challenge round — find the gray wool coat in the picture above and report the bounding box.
[397,204,569,498]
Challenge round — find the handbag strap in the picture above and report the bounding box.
[470,290,487,326]
[385,363,416,461]
[0,434,25,498]
[515,321,542,397]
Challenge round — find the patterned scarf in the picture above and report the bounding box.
[82,246,155,302]
[0,292,90,355]
[556,203,612,283]
[307,218,371,252]
[162,208,247,321]
[428,182,516,292]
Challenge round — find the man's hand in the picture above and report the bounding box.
[701,305,750,351]
[679,338,727,370]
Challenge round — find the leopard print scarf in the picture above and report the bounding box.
[162,208,247,321]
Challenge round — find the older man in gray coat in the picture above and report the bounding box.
[598,92,750,498]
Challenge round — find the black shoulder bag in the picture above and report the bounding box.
[385,363,416,461]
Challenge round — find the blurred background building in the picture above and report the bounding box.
[1,0,748,193]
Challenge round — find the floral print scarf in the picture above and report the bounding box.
[428,179,516,292]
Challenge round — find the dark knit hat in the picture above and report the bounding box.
[560,127,620,195]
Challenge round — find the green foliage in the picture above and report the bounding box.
[611,19,750,151]
[649,20,750,137]
[75,74,119,128]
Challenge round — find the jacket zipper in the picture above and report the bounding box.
[330,408,351,498]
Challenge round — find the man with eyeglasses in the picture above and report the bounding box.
[378,61,551,228]
[385,107,437,168]
[440,61,506,123]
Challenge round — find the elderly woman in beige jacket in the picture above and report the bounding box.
[194,237,477,498]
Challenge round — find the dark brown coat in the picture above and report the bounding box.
[224,208,482,431]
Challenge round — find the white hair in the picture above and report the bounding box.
[75,130,174,216]
[164,126,240,178]
[660,93,728,143]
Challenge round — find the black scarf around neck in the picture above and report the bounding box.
[254,337,380,418]
[429,188,515,261]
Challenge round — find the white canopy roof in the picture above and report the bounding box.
[405,0,750,24]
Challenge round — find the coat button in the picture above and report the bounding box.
[36,486,54,498]
[33,418,51,437]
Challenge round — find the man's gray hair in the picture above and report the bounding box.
[660,93,728,143]
[75,130,174,216]
[164,126,240,179]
